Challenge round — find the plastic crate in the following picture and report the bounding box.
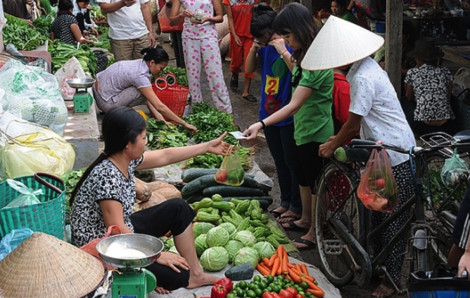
[409,271,470,298]
[0,173,66,240]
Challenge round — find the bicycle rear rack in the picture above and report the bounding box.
[419,132,455,158]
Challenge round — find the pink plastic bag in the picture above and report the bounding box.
[357,148,398,213]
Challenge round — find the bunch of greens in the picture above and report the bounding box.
[3,15,48,50]
[184,103,251,169]
[152,66,188,87]
[62,168,86,224]
[32,15,53,37]
[49,40,98,76]
[146,118,189,149]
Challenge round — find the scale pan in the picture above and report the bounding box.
[96,234,164,269]
[67,78,96,88]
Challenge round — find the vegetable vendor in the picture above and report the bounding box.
[50,0,108,73]
[70,106,229,293]
[91,45,198,134]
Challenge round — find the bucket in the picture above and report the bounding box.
[375,21,385,33]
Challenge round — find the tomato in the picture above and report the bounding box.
[286,287,298,296]
[262,292,281,298]
[215,170,228,182]
[295,294,304,298]
[279,289,294,298]
[374,178,386,189]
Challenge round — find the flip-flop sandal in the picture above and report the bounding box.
[268,209,283,218]
[371,283,395,298]
[242,94,257,102]
[277,215,301,223]
[282,221,309,232]
[230,76,238,92]
[293,237,316,250]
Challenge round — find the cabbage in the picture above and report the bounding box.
[252,241,276,259]
[233,230,256,246]
[168,246,179,255]
[206,226,230,247]
[195,234,208,257]
[165,237,175,250]
[224,239,244,263]
[233,247,259,268]
[193,222,215,239]
[200,246,229,271]
[218,222,236,236]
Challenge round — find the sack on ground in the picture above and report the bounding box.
[214,146,244,186]
[357,148,398,213]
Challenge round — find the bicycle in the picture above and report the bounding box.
[314,130,470,293]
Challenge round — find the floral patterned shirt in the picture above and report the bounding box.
[181,0,218,40]
[347,57,416,166]
[404,64,454,122]
[70,157,143,247]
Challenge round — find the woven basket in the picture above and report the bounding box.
[152,73,189,119]
[0,173,65,240]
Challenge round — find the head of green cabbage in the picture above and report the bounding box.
[200,246,229,271]
[234,247,259,268]
[233,230,256,247]
[195,234,208,257]
[252,241,275,260]
[224,239,244,263]
[193,222,215,239]
[206,226,230,247]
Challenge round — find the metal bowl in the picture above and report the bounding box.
[66,78,96,89]
[96,234,164,269]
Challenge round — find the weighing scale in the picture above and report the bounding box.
[96,234,164,298]
[66,78,95,113]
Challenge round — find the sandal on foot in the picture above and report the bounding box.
[277,214,301,223]
[230,76,238,92]
[293,237,316,250]
[242,94,257,102]
[371,283,395,298]
[268,208,283,218]
[282,221,309,232]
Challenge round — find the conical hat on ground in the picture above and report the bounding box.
[0,232,105,298]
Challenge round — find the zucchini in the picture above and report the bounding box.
[222,197,273,210]
[181,174,219,198]
[181,168,218,183]
[225,263,254,281]
[240,175,260,189]
[202,185,265,198]
[185,194,203,204]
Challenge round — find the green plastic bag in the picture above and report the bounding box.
[2,179,43,209]
[441,149,470,187]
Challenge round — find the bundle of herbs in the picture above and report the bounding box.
[3,15,48,51]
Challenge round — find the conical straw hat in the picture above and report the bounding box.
[301,15,384,70]
[0,233,105,298]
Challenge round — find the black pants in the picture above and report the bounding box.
[130,198,196,290]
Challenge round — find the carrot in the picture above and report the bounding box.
[295,263,303,274]
[288,267,301,283]
[257,263,271,276]
[271,257,280,276]
[276,253,283,275]
[283,273,292,281]
[263,257,270,267]
[268,253,277,267]
[302,274,315,282]
[300,263,309,275]
[306,287,325,297]
[301,277,319,291]
[287,263,295,269]
[281,252,289,274]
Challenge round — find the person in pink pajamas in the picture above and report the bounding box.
[169,0,232,113]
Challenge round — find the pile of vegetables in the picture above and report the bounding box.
[62,168,86,224]
[162,194,289,272]
[3,15,48,50]
[180,168,271,205]
[146,118,189,149]
[49,40,98,76]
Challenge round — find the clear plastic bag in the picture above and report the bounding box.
[357,148,398,213]
[2,179,43,209]
[441,149,470,188]
[214,146,245,186]
[0,228,34,261]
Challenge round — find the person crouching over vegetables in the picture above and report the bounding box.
[70,106,228,293]
[92,45,198,134]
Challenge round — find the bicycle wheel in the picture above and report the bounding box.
[315,162,361,286]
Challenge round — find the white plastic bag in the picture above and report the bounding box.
[0,112,75,181]
[0,59,68,135]
[2,179,43,209]
[54,57,87,100]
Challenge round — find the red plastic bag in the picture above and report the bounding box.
[158,4,184,33]
[80,225,121,268]
[357,148,398,213]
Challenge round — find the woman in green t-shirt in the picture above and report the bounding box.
[243,2,334,250]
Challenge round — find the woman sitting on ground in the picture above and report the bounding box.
[70,106,228,293]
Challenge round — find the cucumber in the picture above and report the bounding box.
[181,168,218,183]
[185,194,204,204]
[202,185,265,198]
[225,263,254,281]
[181,174,219,198]
[240,175,259,188]
[222,197,272,210]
